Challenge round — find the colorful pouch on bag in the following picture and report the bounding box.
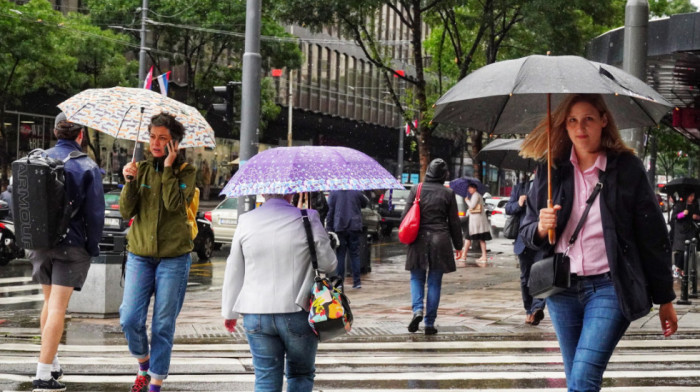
[301,210,353,342]
[308,275,353,341]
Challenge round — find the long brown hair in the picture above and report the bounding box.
[520,94,635,162]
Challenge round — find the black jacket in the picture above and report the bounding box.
[521,152,675,321]
[402,180,464,272]
[671,200,699,252]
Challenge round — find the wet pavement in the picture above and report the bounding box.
[3,200,700,390]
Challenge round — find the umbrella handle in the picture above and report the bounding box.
[547,199,556,245]
[126,107,146,182]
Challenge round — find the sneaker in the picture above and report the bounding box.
[352,284,362,289]
[51,369,63,381]
[130,374,151,392]
[408,311,423,333]
[424,326,438,335]
[32,378,66,391]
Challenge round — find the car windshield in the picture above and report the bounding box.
[386,190,411,199]
[217,198,238,210]
[104,193,121,208]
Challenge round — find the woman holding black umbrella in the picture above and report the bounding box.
[519,94,677,391]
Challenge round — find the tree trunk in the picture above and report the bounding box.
[470,130,483,181]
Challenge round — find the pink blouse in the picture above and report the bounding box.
[555,149,610,276]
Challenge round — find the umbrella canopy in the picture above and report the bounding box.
[661,177,700,197]
[220,146,403,197]
[58,86,215,148]
[450,177,487,198]
[475,139,536,172]
[433,55,672,133]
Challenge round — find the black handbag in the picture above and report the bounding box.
[528,172,606,299]
[503,215,520,240]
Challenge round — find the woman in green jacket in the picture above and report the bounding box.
[119,113,196,392]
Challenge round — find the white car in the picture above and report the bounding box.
[484,196,508,237]
[205,197,239,248]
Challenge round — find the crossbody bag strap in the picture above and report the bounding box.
[301,209,319,274]
[415,183,422,203]
[567,170,607,248]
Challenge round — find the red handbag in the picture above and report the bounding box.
[398,183,423,244]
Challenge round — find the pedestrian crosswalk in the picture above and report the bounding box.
[0,276,42,306]
[1,338,700,391]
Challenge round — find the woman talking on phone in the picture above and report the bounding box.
[119,113,196,392]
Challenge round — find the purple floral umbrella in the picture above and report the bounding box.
[220,146,403,197]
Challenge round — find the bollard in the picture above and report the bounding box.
[677,239,692,305]
[690,238,698,299]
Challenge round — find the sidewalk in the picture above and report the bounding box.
[57,239,700,346]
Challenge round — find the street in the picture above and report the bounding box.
[2,232,700,391]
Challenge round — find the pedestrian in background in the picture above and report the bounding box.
[504,176,545,325]
[403,158,463,335]
[671,191,699,278]
[463,184,492,263]
[222,193,337,392]
[520,93,677,391]
[30,114,104,392]
[201,160,211,201]
[119,113,196,392]
[326,190,368,288]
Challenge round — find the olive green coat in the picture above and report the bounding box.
[120,158,196,258]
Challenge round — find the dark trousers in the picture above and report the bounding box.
[519,247,546,314]
[336,230,361,286]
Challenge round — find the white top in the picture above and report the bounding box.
[221,198,338,319]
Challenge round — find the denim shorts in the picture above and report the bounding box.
[28,246,92,290]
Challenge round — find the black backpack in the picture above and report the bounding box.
[12,149,87,250]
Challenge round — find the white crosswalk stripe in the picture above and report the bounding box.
[1,339,700,391]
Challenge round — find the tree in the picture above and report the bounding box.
[0,0,77,168]
[85,0,303,134]
[654,126,700,181]
[275,0,455,178]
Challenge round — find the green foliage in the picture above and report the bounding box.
[650,0,697,17]
[0,0,76,104]
[86,0,301,130]
[654,126,700,178]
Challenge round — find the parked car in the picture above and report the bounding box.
[484,196,508,237]
[100,189,215,261]
[205,196,238,249]
[377,186,414,236]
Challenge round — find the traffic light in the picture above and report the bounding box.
[211,81,240,124]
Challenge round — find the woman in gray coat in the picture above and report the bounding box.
[402,159,464,335]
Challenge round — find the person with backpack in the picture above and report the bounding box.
[119,113,196,392]
[29,113,105,392]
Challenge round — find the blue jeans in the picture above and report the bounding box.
[519,248,545,314]
[120,252,192,380]
[243,311,319,392]
[547,274,630,392]
[410,268,444,327]
[335,230,361,285]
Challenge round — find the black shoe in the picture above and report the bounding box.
[51,369,63,381]
[424,326,438,335]
[32,378,66,391]
[531,308,545,326]
[408,312,423,332]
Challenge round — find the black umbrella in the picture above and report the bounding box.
[433,55,673,244]
[475,139,536,172]
[661,177,700,196]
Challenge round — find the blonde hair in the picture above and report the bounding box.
[520,94,635,162]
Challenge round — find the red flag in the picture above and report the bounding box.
[143,66,153,90]
[405,119,418,136]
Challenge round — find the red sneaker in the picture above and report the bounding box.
[130,374,151,392]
